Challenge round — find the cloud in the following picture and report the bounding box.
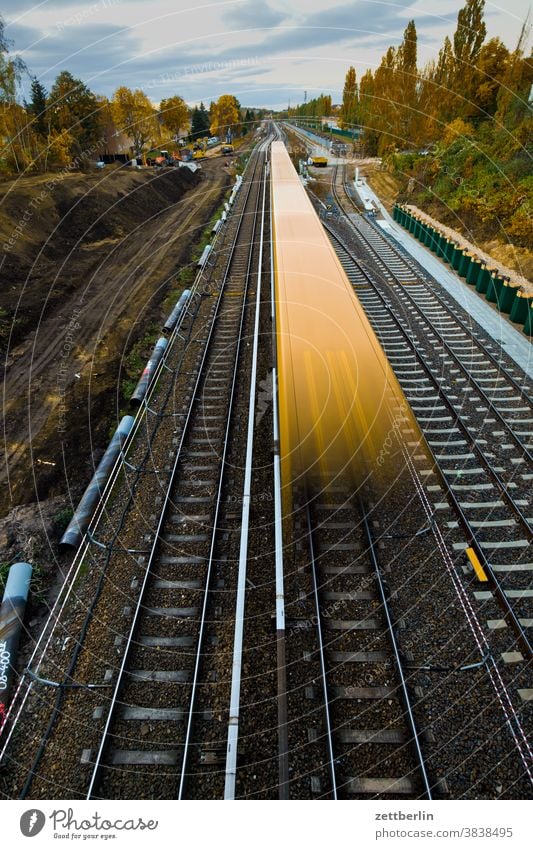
[224,0,286,29]
[9,20,140,86]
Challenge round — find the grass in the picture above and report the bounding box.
[0,558,46,604]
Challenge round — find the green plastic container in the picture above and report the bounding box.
[487,274,505,304]
[444,240,455,264]
[451,244,463,271]
[408,214,417,234]
[499,281,519,314]
[436,233,447,258]
[458,251,471,278]
[423,225,434,248]
[510,291,531,324]
[475,265,491,294]
[524,303,533,338]
[466,258,481,285]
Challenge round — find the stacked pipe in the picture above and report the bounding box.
[163,289,191,335]
[130,336,169,406]
[0,562,32,717]
[393,204,532,339]
[59,415,135,550]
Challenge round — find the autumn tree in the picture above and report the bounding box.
[111,86,157,156]
[340,66,358,129]
[0,16,33,171]
[159,95,189,140]
[471,38,510,116]
[210,94,240,140]
[48,71,103,154]
[397,20,418,144]
[451,0,487,111]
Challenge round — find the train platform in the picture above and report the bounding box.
[352,179,533,379]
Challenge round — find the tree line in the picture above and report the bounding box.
[0,19,260,174]
[287,0,531,158]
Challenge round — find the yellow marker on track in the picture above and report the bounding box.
[466,547,488,582]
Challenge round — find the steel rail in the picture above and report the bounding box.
[323,223,533,659]
[269,135,289,799]
[12,270,209,797]
[304,501,339,800]
[397,440,533,784]
[224,147,269,799]
[358,499,434,799]
[0,176,236,761]
[179,142,270,799]
[85,149,266,799]
[326,225,533,538]
[336,166,533,415]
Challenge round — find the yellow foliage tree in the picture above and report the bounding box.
[441,117,475,145]
[111,87,157,156]
[159,95,189,140]
[210,94,240,139]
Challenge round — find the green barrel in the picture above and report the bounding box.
[451,244,463,271]
[408,213,417,234]
[418,221,429,245]
[490,274,505,305]
[423,225,434,248]
[466,258,481,285]
[524,302,533,338]
[430,227,442,256]
[499,281,519,314]
[510,291,531,324]
[444,239,455,263]
[486,274,499,303]
[436,233,447,258]
[458,251,471,278]
[399,206,408,228]
[475,265,491,294]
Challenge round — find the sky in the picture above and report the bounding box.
[2,0,531,108]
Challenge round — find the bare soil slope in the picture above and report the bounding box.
[1,162,230,515]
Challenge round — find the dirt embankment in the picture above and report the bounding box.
[0,161,231,540]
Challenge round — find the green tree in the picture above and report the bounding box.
[190,101,210,138]
[27,77,48,138]
[48,71,102,154]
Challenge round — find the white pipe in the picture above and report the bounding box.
[224,150,268,800]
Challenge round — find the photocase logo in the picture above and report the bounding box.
[20,809,46,837]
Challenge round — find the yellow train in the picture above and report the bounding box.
[271,141,415,500]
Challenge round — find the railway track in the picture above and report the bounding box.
[86,146,269,800]
[286,484,436,799]
[320,165,533,769]
[1,138,276,800]
[2,133,531,800]
[329,166,533,655]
